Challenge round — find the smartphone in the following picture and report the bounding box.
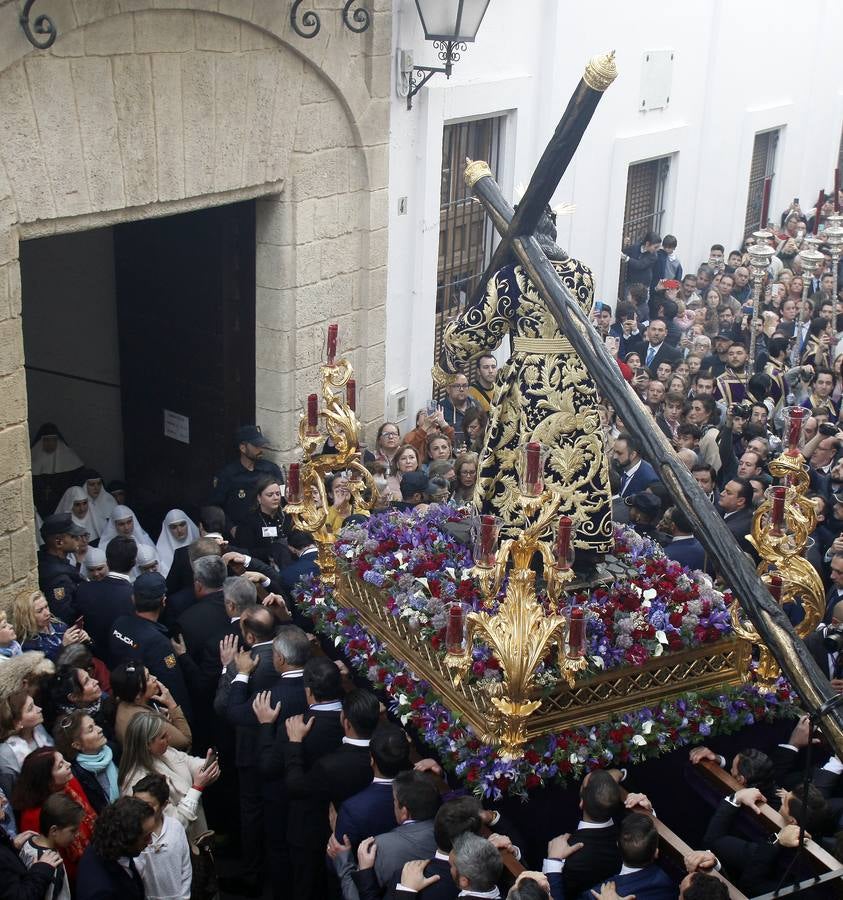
[202,748,218,772]
[425,400,438,416]
[73,616,85,630]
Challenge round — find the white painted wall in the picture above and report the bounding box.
[385,0,843,423]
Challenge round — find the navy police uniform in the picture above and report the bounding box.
[208,426,284,529]
[37,514,86,624]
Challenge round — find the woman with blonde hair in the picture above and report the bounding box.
[118,712,218,841]
[11,590,87,663]
[452,452,479,504]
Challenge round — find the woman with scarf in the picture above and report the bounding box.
[154,510,199,579]
[53,711,118,814]
[47,666,115,744]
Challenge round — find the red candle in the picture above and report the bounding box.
[556,516,573,570]
[479,514,496,558]
[760,177,771,227]
[768,574,783,603]
[569,606,585,658]
[814,189,824,235]
[835,168,841,213]
[787,406,806,453]
[770,486,785,534]
[307,393,318,432]
[346,378,356,411]
[445,604,464,654]
[287,463,301,503]
[326,323,338,365]
[525,441,541,484]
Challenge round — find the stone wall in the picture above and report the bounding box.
[0,0,391,604]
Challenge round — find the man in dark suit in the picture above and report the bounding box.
[804,604,843,690]
[260,656,345,900]
[823,554,843,622]
[278,530,321,603]
[37,513,86,624]
[108,572,192,716]
[632,318,682,371]
[77,796,156,900]
[622,231,661,296]
[544,770,622,899]
[717,478,754,554]
[612,433,660,500]
[557,813,675,900]
[75,536,136,659]
[664,508,706,571]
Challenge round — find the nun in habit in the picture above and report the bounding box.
[55,485,101,543]
[155,509,199,578]
[97,504,156,552]
[135,545,161,577]
[30,422,86,517]
[82,470,117,534]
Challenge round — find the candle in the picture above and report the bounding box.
[525,441,541,484]
[768,575,783,603]
[770,486,785,534]
[326,323,338,365]
[479,514,496,558]
[445,604,465,654]
[568,606,585,658]
[346,378,356,411]
[786,406,806,453]
[287,463,300,503]
[556,516,573,570]
[814,189,824,235]
[760,177,771,228]
[307,393,318,432]
[835,168,841,213]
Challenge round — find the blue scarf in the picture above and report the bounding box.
[75,745,119,802]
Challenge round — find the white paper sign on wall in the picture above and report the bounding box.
[163,409,190,444]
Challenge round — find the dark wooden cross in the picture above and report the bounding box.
[458,52,843,754]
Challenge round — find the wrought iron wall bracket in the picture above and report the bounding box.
[290,0,371,39]
[406,40,467,109]
[19,0,57,50]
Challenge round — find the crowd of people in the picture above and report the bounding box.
[2,194,843,899]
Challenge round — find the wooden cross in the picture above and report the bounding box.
[454,52,843,754]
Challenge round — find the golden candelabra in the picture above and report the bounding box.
[730,420,825,685]
[443,480,587,758]
[284,354,377,585]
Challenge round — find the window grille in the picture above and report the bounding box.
[744,129,779,235]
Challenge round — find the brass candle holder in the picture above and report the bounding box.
[730,407,825,685]
[285,352,377,585]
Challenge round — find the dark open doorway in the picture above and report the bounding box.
[21,200,256,528]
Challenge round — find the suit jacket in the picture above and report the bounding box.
[632,340,682,371]
[75,575,134,660]
[550,863,677,900]
[804,629,836,680]
[618,460,660,499]
[259,704,343,781]
[214,641,277,768]
[165,545,193,595]
[823,585,843,623]
[76,846,145,900]
[335,780,398,847]
[278,552,321,603]
[561,823,621,899]
[371,820,438,895]
[720,508,754,552]
[664,536,705,571]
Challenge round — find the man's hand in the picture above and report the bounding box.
[262,593,291,621]
[733,787,766,811]
[591,882,635,900]
[235,649,258,676]
[689,746,719,765]
[243,571,266,585]
[778,824,809,848]
[606,768,626,784]
[285,714,315,743]
[252,690,280,725]
[624,792,653,813]
[413,758,443,777]
[487,833,513,853]
[831,678,843,695]
[326,833,351,861]
[171,634,187,657]
[547,833,584,860]
[789,714,820,748]
[515,872,551,894]
[328,803,338,832]
[357,836,377,870]
[684,850,718,873]
[36,850,63,869]
[219,633,238,668]
[400,860,440,892]
[222,551,248,573]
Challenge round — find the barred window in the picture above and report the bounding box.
[433,116,504,392]
[744,129,779,235]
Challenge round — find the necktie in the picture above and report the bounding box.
[646,346,656,367]
[620,471,630,495]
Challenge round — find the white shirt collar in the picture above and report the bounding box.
[251,640,273,648]
[371,777,393,784]
[671,534,693,542]
[624,460,642,478]
[619,864,644,875]
[309,700,342,711]
[578,819,613,830]
[281,669,303,679]
[458,889,500,899]
[299,547,319,557]
[434,850,450,862]
[230,616,240,624]
[342,736,370,747]
[109,572,132,582]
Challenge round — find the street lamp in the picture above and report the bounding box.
[403,0,492,109]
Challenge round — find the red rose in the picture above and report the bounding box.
[525,773,541,790]
[524,749,541,765]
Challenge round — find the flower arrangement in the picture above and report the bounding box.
[294,505,801,799]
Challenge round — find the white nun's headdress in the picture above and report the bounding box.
[83,546,107,577]
[98,504,156,552]
[155,509,199,577]
[55,486,100,541]
[82,473,117,534]
[29,423,84,476]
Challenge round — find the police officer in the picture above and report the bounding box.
[108,572,193,718]
[208,425,284,534]
[37,513,85,623]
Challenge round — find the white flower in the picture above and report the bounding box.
[334,635,343,646]
[590,655,605,669]
[445,567,456,579]
[631,584,643,596]
[643,588,657,601]
[394,551,404,563]
[655,630,668,644]
[641,720,654,734]
[345,549,355,558]
[641,599,651,608]
[416,577,429,590]
[570,753,581,764]
[653,643,663,656]
[631,735,647,746]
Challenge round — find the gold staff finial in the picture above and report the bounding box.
[583,50,618,92]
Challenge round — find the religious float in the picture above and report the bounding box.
[279,52,843,800]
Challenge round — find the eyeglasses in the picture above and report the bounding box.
[381,431,399,438]
[452,384,469,390]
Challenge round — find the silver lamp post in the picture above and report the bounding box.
[824,213,843,334]
[747,231,774,376]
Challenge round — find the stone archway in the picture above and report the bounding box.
[0,3,390,600]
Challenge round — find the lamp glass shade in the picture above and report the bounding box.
[414,0,491,42]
